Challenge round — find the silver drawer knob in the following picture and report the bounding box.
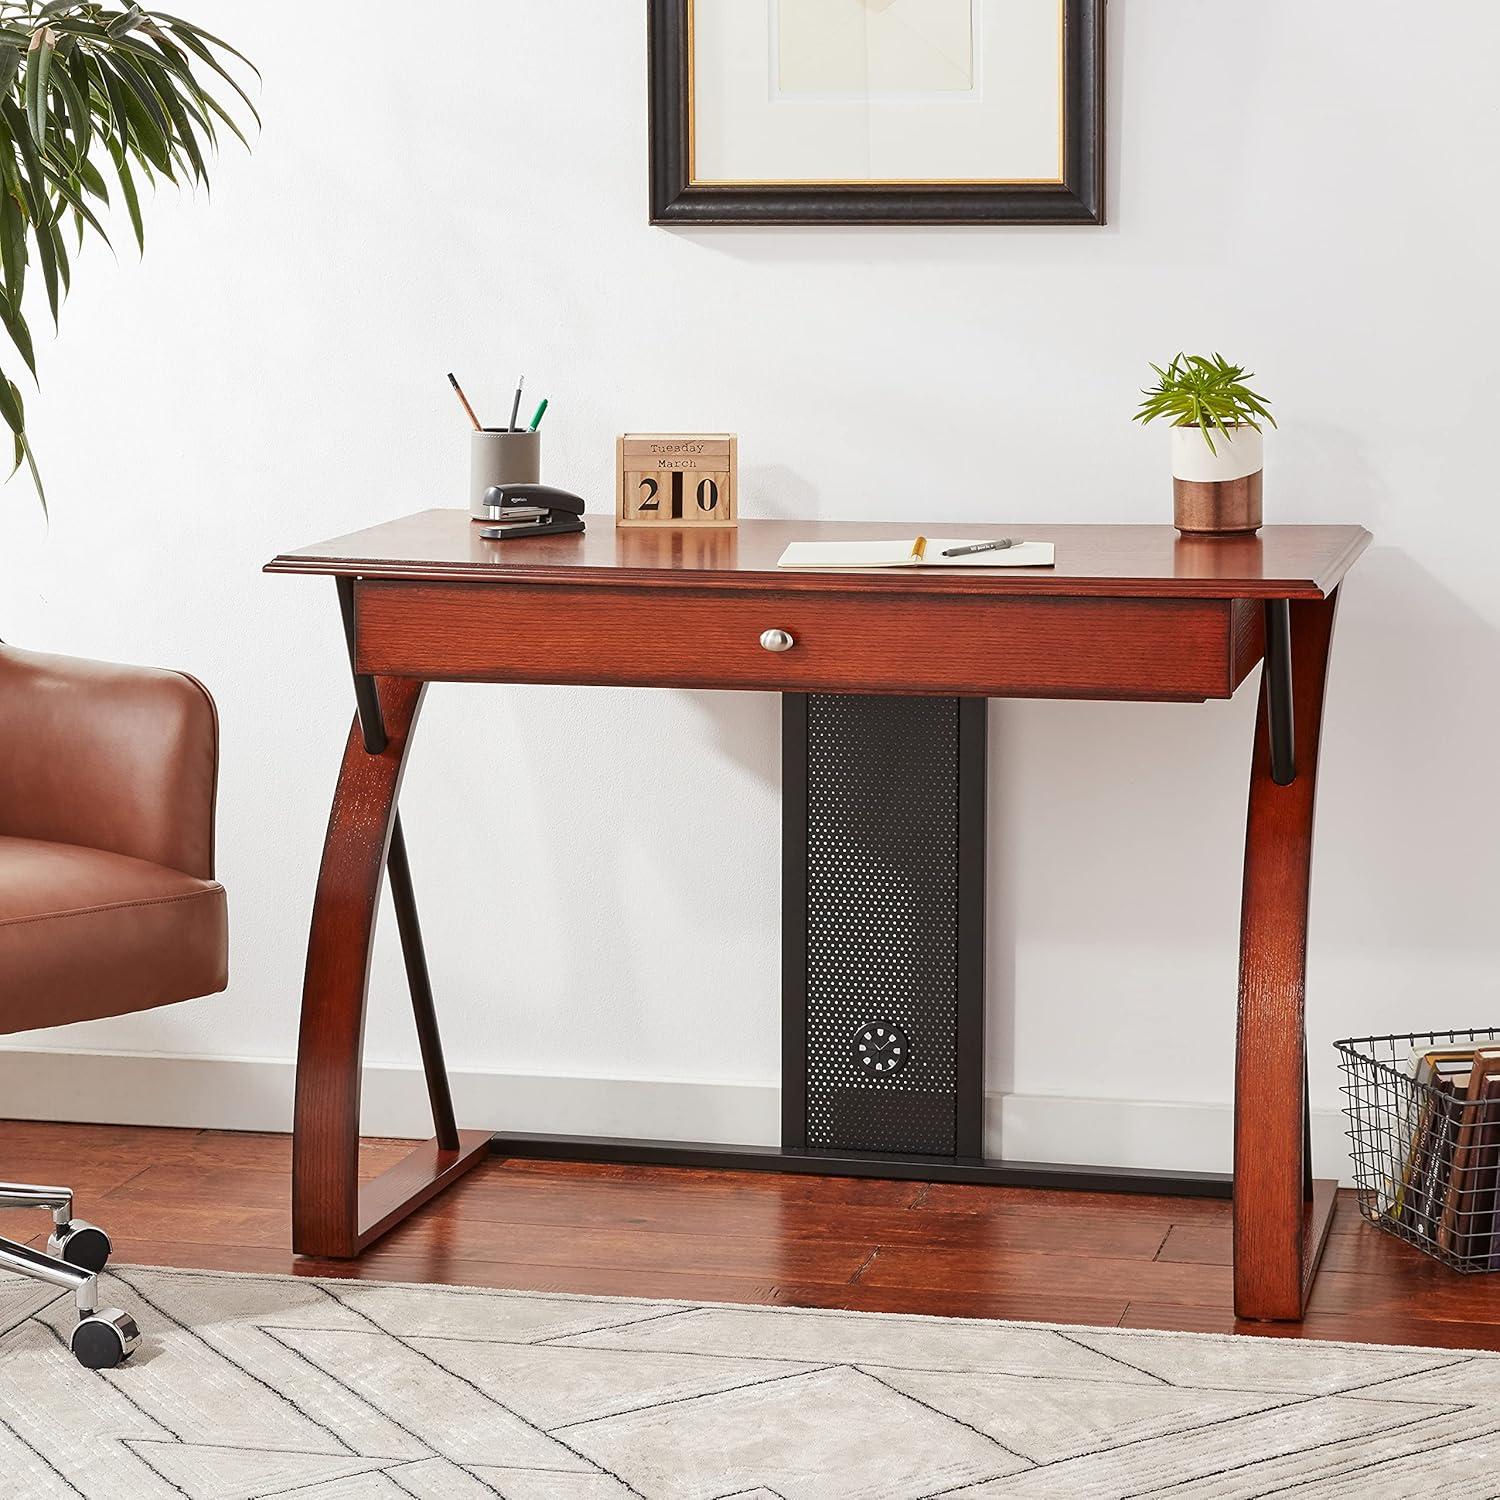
[760,628,795,653]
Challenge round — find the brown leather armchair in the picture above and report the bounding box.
[0,645,228,1368]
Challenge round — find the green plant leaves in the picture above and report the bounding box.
[24,23,53,143]
[1132,351,1277,454]
[0,0,255,510]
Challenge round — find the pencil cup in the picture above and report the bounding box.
[470,430,541,519]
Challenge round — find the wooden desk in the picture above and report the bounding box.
[267,513,1370,1321]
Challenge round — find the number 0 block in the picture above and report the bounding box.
[617,435,737,528]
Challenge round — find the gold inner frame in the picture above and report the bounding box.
[686,0,1068,189]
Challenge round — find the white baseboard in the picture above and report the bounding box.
[0,1046,1355,1182]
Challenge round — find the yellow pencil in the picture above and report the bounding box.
[447,372,483,432]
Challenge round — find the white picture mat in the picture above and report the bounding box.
[691,0,1063,184]
[776,0,976,95]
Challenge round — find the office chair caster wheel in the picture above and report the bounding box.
[71,1309,139,1370]
[49,1220,112,1273]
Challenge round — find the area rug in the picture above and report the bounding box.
[1,1267,1498,1498]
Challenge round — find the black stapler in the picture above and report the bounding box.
[477,484,587,541]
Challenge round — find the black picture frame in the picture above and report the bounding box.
[648,0,1105,227]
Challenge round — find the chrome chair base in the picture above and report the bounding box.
[1,1182,136,1368]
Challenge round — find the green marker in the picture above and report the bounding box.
[528,398,549,432]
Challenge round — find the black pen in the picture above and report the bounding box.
[509,374,526,432]
[942,539,1018,558]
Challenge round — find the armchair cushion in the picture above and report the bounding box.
[0,646,218,879]
[0,836,227,1033]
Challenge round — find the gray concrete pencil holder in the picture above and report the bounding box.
[470,430,541,519]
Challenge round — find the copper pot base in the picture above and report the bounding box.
[1174,470,1263,535]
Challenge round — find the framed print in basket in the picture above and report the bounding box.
[648,0,1104,227]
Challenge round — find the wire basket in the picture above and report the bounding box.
[1336,1029,1500,1272]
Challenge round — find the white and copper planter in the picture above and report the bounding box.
[1171,426,1264,535]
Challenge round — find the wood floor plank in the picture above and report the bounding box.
[2,1121,410,1177]
[96,1244,849,1305]
[1157,1216,1437,1279]
[93,1202,290,1248]
[430,1183,1172,1257]
[913,1182,1232,1221]
[372,1214,879,1282]
[85,1194,879,1282]
[494,1156,929,1206]
[858,1243,1234,1303]
[1303,1267,1500,1324]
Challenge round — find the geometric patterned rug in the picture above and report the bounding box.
[0,1267,1496,1499]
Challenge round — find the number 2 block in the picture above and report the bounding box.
[621,469,666,523]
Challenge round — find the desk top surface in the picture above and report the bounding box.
[266,512,1370,600]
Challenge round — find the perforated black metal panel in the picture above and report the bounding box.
[801,694,963,1156]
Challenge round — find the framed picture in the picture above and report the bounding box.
[648,0,1104,226]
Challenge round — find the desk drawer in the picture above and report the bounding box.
[355,581,1262,701]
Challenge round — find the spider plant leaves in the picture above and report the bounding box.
[108,138,141,250]
[0,187,27,316]
[50,51,90,162]
[32,211,58,316]
[163,24,258,133]
[24,24,54,144]
[151,11,258,77]
[0,291,35,376]
[0,364,24,431]
[18,426,43,512]
[0,369,44,515]
[38,158,109,246]
[107,4,144,38]
[107,52,171,143]
[0,2,254,509]
[1133,350,1277,453]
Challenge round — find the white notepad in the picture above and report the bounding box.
[777,538,1055,570]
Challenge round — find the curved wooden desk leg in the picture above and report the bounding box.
[292,677,488,1258]
[1234,590,1341,1320]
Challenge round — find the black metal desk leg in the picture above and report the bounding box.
[387,817,459,1151]
[1265,600,1296,787]
[335,577,460,1152]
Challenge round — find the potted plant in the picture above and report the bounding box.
[0,2,255,507]
[1133,353,1276,535]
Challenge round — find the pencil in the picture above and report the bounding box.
[509,375,525,432]
[447,373,482,432]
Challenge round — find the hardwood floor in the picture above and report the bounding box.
[6,1120,1499,1351]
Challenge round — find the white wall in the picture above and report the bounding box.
[2,2,1497,1180]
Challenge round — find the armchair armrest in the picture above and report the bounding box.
[0,645,219,879]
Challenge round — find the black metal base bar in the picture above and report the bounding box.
[488,1132,1233,1199]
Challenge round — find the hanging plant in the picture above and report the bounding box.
[0,2,257,510]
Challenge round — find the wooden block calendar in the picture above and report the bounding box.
[616,433,737,528]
